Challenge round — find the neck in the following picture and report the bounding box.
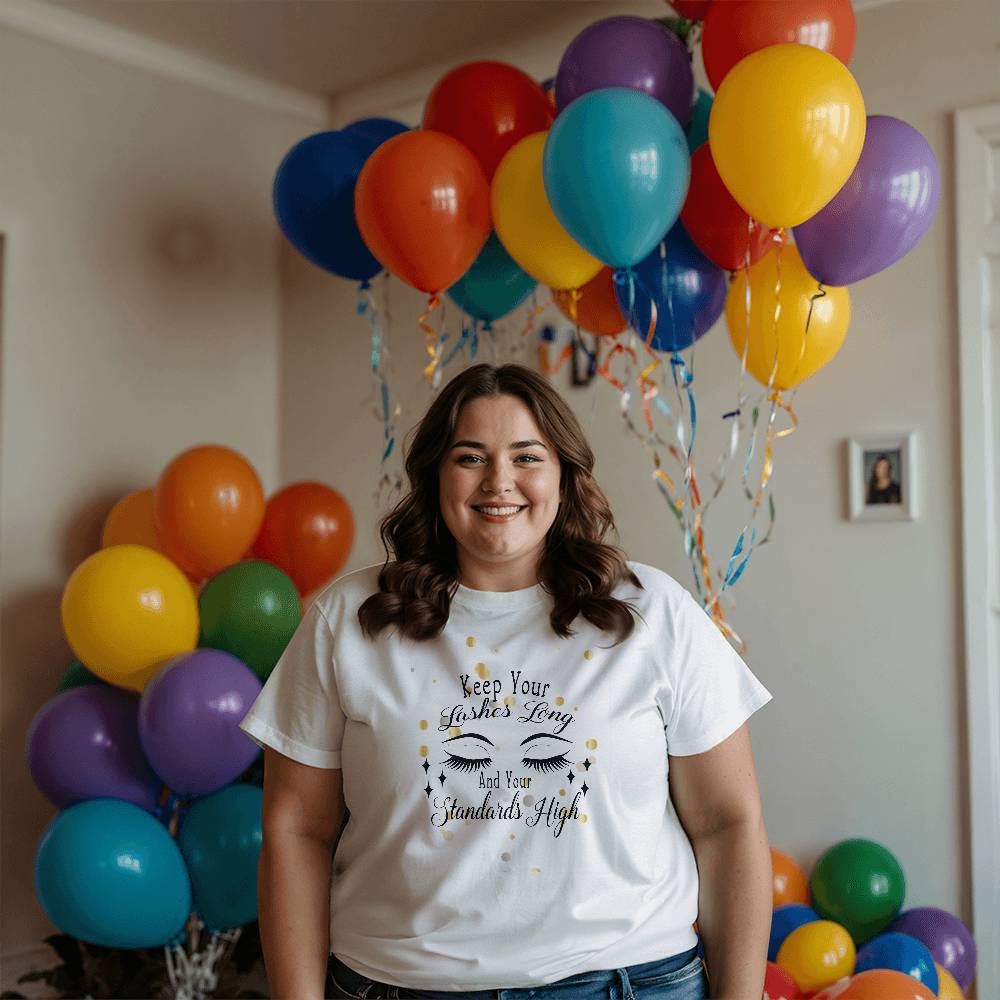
[457,548,543,592]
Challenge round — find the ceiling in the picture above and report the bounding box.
[39,0,625,97]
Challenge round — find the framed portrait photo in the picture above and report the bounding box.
[847,432,918,521]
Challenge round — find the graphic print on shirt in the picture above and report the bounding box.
[418,638,598,842]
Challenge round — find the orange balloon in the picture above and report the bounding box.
[836,969,936,1000]
[772,847,810,907]
[102,489,160,551]
[253,482,355,596]
[553,268,627,336]
[354,130,490,294]
[155,445,265,580]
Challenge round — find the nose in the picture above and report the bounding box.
[480,463,514,496]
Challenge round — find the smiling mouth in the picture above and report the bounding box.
[471,504,527,520]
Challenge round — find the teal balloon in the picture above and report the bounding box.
[178,784,263,931]
[447,232,537,323]
[543,87,690,269]
[34,798,190,948]
[199,560,301,681]
[57,657,105,692]
[686,88,712,152]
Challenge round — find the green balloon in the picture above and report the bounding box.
[198,560,301,682]
[57,658,105,692]
[809,838,906,945]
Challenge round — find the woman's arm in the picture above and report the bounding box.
[668,723,772,1000]
[258,746,346,1000]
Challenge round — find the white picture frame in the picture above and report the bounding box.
[847,432,918,522]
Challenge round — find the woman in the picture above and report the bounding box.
[867,454,902,505]
[240,363,773,1000]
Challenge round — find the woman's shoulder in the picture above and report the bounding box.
[619,559,691,603]
[308,562,383,623]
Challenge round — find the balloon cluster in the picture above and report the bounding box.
[758,842,976,999]
[27,444,355,955]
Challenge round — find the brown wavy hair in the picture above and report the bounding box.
[357,362,643,645]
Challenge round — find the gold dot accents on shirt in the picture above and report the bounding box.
[583,649,594,660]
[419,720,428,730]
[474,662,489,678]
[586,738,598,750]
[466,636,476,647]
[419,745,429,757]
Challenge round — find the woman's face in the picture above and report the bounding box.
[439,394,562,588]
[874,457,891,479]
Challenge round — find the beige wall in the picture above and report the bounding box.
[0,24,323,964]
[283,0,1000,968]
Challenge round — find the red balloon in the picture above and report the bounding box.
[354,130,490,294]
[552,268,627,336]
[423,61,554,181]
[253,482,354,597]
[681,145,775,272]
[702,0,857,92]
[765,961,804,999]
[671,0,713,19]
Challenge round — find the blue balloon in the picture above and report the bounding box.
[178,784,263,931]
[543,87,690,269]
[447,232,537,323]
[34,798,190,948]
[273,130,383,282]
[855,932,939,993]
[342,116,409,148]
[614,221,726,352]
[686,88,712,153]
[768,904,821,962]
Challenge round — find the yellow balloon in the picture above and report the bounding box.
[776,920,856,994]
[491,132,602,290]
[726,243,850,390]
[935,963,965,999]
[709,43,866,228]
[101,488,160,550]
[61,544,199,692]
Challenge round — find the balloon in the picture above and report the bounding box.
[681,144,776,271]
[553,267,627,336]
[155,445,265,581]
[252,482,355,597]
[702,0,856,92]
[102,488,160,551]
[139,649,262,796]
[447,232,537,323]
[178,784,263,931]
[355,130,490,294]
[794,116,940,286]
[198,561,301,681]
[273,130,383,282]
[888,907,976,992]
[831,969,937,1000]
[341,116,409,147]
[614,222,727,352]
[544,88,690,269]
[726,243,851,390]
[809,839,906,945]
[770,904,822,961]
[764,961,804,999]
[58,657,105,692]
[554,16,694,126]
[772,848,811,907]
[61,544,199,691]
[708,44,866,229]
[423,61,553,181]
[35,798,190,948]
[27,686,161,812]
[776,920,855,994]
[855,933,938,994]
[491,133,602,290]
[685,88,712,153]
[810,979,854,1000]
[672,0,712,19]
[934,963,964,999]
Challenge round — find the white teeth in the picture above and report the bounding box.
[474,505,523,516]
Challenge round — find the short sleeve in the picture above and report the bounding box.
[237,602,346,769]
[662,592,773,756]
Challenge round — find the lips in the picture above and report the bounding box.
[471,504,527,516]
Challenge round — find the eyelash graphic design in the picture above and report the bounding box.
[442,752,571,774]
[443,752,491,773]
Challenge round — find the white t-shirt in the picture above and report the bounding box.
[238,559,772,990]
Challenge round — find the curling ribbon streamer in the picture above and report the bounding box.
[418,293,443,383]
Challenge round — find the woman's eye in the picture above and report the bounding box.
[522,754,569,773]
[443,753,493,773]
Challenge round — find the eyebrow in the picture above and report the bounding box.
[443,732,571,747]
[449,439,548,451]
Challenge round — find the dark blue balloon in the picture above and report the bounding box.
[614,221,727,352]
[855,932,939,994]
[342,116,409,148]
[768,904,821,962]
[273,130,382,282]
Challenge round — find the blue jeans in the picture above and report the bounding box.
[325,946,707,999]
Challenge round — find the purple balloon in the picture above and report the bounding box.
[794,115,939,286]
[889,906,977,991]
[138,650,262,797]
[555,16,694,126]
[26,686,161,812]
